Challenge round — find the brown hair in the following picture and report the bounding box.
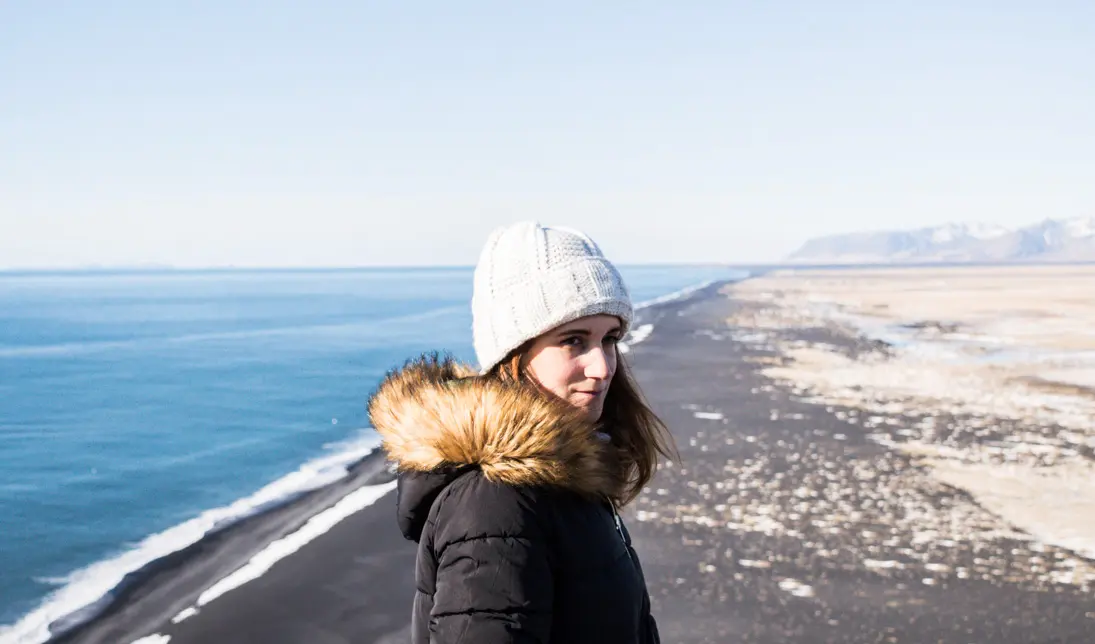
[488,342,678,506]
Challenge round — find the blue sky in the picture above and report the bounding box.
[3,1,1092,267]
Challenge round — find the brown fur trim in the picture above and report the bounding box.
[367,353,622,498]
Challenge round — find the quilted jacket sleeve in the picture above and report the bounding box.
[428,478,554,643]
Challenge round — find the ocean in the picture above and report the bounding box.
[0,265,745,639]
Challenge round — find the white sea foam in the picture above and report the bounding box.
[619,277,741,354]
[0,432,382,644]
[634,279,718,309]
[621,324,654,354]
[185,480,396,611]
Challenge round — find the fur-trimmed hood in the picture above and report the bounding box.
[368,354,625,542]
[368,353,622,497]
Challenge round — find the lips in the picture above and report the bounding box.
[573,390,604,400]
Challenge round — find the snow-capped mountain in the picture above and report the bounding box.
[786,217,1095,264]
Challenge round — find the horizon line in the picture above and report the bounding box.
[0,260,759,276]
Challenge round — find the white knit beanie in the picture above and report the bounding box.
[472,221,633,374]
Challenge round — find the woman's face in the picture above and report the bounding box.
[523,314,623,421]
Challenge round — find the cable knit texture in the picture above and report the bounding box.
[472,221,633,373]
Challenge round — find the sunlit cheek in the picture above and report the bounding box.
[530,349,567,396]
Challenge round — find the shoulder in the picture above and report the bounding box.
[431,470,560,545]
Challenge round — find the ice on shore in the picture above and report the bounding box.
[129,635,170,644]
[928,460,1095,560]
[778,578,816,598]
[726,266,1095,575]
[170,607,197,624]
[693,411,725,420]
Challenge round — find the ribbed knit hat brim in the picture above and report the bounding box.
[472,222,633,373]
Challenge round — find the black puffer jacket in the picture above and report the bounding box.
[368,355,660,644]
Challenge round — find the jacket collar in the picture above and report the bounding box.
[368,353,623,498]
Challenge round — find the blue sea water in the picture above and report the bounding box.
[0,265,743,633]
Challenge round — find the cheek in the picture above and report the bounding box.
[528,349,578,391]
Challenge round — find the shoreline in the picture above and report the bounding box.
[19,265,1095,643]
[22,279,736,644]
[44,450,395,644]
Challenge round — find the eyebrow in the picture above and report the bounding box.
[555,326,623,338]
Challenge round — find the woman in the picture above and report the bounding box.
[368,221,675,643]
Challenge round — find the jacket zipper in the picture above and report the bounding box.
[609,500,636,563]
[611,501,654,643]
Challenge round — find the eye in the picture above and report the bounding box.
[603,335,621,345]
[561,335,585,349]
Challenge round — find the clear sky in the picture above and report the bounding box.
[3,1,1092,268]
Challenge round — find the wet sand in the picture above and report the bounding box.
[51,275,1095,643]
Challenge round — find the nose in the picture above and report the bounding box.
[583,346,611,380]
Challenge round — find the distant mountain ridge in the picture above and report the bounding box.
[787,217,1095,264]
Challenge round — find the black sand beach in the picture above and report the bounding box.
[52,280,1095,644]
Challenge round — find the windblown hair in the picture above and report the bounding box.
[488,345,678,506]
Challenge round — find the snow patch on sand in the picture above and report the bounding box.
[170,607,198,624]
[129,635,170,644]
[738,559,771,569]
[927,460,1095,561]
[863,559,905,570]
[778,578,816,598]
[730,269,1095,570]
